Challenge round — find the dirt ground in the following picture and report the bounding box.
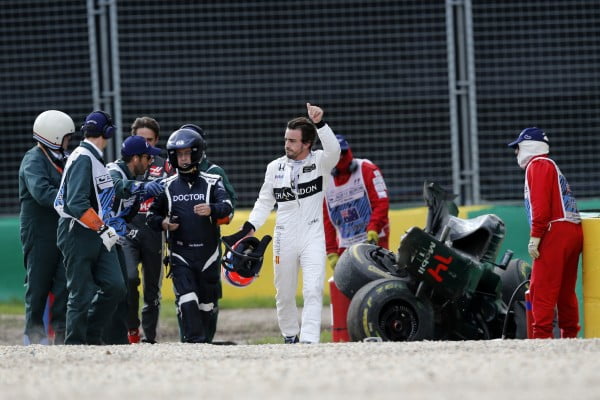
[2,310,600,400]
[1,335,599,400]
[0,307,331,345]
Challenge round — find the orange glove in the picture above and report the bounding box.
[79,208,104,231]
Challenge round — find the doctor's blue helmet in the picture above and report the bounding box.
[166,128,206,169]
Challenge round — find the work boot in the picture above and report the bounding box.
[284,335,299,344]
[86,336,105,345]
[53,331,66,345]
[128,328,141,344]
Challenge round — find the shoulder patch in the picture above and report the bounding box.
[303,164,316,173]
[148,165,164,177]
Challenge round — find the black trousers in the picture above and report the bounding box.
[122,221,163,341]
[169,246,221,343]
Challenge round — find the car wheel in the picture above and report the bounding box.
[333,243,405,299]
[346,278,434,342]
[495,258,531,304]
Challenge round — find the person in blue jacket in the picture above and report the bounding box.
[146,128,232,343]
[103,135,163,344]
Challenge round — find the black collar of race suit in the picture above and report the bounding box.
[178,165,199,183]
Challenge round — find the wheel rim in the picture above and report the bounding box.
[378,300,418,341]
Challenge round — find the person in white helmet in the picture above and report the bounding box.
[19,110,75,345]
[224,103,340,344]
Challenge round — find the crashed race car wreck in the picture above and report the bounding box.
[334,181,530,342]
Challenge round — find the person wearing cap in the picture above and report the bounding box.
[101,135,163,344]
[19,110,75,344]
[54,110,127,345]
[122,116,169,344]
[176,123,237,342]
[508,127,583,339]
[322,134,390,270]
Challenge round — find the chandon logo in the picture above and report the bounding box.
[273,177,322,202]
[173,193,205,202]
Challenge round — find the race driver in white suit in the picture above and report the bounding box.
[224,103,340,343]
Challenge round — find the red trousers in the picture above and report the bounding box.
[530,221,583,339]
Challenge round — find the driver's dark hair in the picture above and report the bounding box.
[287,117,316,149]
[131,116,160,138]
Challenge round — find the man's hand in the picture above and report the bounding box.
[130,181,145,194]
[327,253,339,270]
[162,217,180,231]
[105,216,127,237]
[528,236,541,259]
[194,203,211,216]
[98,225,119,251]
[222,221,256,247]
[367,230,379,244]
[144,180,164,197]
[307,103,324,124]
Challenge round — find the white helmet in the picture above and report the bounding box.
[32,110,75,150]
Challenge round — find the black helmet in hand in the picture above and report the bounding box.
[222,235,272,287]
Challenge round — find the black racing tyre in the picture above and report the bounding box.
[333,243,403,299]
[347,279,435,342]
[495,258,531,305]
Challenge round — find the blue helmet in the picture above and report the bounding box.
[166,128,206,170]
[179,123,207,152]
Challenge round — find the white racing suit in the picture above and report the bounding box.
[248,124,340,343]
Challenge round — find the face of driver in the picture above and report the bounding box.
[284,128,309,160]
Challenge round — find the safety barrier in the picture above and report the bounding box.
[581,214,600,338]
[3,202,594,339]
